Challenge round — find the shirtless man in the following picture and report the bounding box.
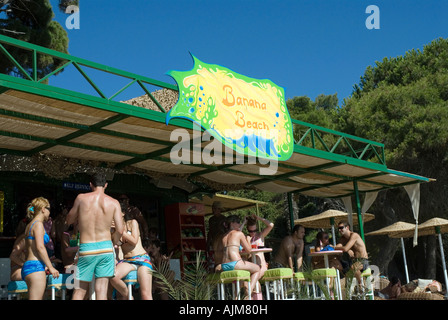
[271,224,305,272]
[66,172,124,300]
[335,221,369,286]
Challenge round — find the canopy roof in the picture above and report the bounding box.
[0,35,433,197]
[189,193,267,215]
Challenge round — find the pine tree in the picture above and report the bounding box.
[0,0,71,81]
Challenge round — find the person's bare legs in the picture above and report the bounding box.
[72,281,89,300]
[351,261,364,295]
[137,266,153,300]
[235,260,261,297]
[110,262,135,299]
[25,271,47,300]
[95,277,110,300]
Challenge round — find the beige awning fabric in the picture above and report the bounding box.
[294,209,374,229]
[189,193,267,215]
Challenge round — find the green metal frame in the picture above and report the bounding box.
[0,34,431,206]
[292,119,385,165]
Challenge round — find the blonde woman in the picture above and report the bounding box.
[22,197,59,299]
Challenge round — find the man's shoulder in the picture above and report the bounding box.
[105,194,119,203]
[280,235,294,246]
[350,231,361,239]
[76,191,95,200]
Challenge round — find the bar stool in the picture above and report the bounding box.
[47,274,72,300]
[219,270,251,300]
[311,268,342,300]
[261,268,293,300]
[123,270,139,300]
[7,281,28,300]
[206,272,221,300]
[348,268,374,300]
[293,272,311,299]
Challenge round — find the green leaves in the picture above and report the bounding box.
[0,0,69,81]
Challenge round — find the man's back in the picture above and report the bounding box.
[273,235,293,266]
[78,192,119,243]
[67,189,122,244]
[65,172,123,300]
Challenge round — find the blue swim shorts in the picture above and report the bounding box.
[118,253,154,271]
[21,260,46,280]
[76,240,115,282]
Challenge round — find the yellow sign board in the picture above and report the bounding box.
[166,56,293,161]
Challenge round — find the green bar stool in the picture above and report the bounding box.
[261,268,293,300]
[348,268,374,300]
[219,270,251,300]
[311,268,342,300]
[206,272,222,300]
[293,272,311,299]
[361,268,374,300]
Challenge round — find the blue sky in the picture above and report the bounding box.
[48,0,448,104]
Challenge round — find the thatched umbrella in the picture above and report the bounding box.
[295,209,375,245]
[365,221,416,283]
[392,217,448,296]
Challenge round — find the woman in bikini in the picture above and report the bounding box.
[220,215,261,297]
[313,231,343,271]
[245,215,273,278]
[110,202,153,300]
[22,197,60,299]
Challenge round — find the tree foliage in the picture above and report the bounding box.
[266,37,448,280]
[341,37,448,280]
[0,0,70,80]
[344,38,448,169]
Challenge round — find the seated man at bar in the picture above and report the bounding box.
[335,221,369,287]
[270,224,305,272]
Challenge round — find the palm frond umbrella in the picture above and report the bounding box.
[365,221,416,283]
[392,217,448,297]
[295,209,375,245]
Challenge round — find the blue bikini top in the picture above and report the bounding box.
[26,221,50,245]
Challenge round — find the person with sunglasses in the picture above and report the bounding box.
[312,231,343,272]
[335,221,369,288]
[244,215,274,299]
